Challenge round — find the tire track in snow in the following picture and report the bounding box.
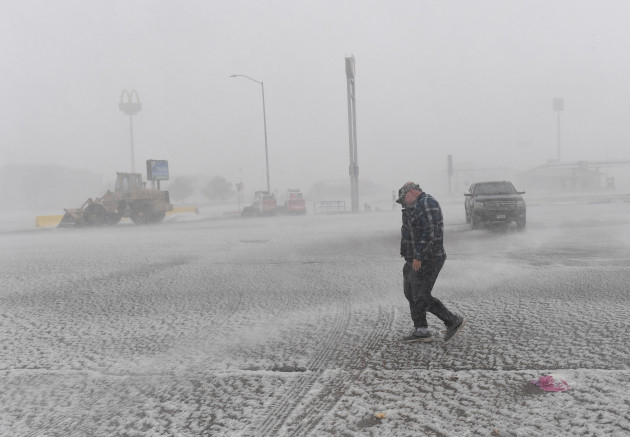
[241,295,352,437]
[244,300,395,437]
[289,304,395,436]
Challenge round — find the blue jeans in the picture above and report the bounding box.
[403,257,457,328]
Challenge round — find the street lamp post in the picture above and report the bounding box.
[230,74,270,193]
[553,97,563,162]
[119,90,142,172]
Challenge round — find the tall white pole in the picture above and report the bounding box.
[345,55,359,213]
[553,98,563,162]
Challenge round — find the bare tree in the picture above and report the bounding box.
[201,176,233,202]
[168,176,195,201]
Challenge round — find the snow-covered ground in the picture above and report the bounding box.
[1,197,629,436]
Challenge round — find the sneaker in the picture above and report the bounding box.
[443,316,467,343]
[401,329,435,344]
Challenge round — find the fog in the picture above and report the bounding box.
[3,0,630,200]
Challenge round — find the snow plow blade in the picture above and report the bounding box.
[58,209,83,228]
[35,215,63,228]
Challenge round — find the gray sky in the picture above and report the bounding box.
[2,0,630,193]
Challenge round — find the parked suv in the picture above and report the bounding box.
[465,181,526,229]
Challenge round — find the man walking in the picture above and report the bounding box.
[397,182,467,343]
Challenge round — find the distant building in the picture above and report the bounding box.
[450,160,630,195]
[0,164,103,211]
[516,160,630,193]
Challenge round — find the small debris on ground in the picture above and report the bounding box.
[530,374,570,392]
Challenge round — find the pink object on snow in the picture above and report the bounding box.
[530,375,570,392]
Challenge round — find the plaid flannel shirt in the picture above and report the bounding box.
[400,192,446,261]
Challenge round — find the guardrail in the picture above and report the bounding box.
[313,200,346,215]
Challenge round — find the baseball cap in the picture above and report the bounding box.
[395,182,421,204]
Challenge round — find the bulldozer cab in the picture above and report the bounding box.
[115,173,144,193]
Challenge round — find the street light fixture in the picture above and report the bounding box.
[230,74,270,193]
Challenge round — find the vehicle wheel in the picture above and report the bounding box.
[130,202,151,224]
[106,213,122,225]
[83,204,107,226]
[149,211,166,223]
[516,216,526,229]
[471,214,480,230]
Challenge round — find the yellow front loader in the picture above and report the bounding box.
[58,172,173,227]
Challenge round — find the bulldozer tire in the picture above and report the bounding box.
[130,202,151,225]
[149,211,166,223]
[83,204,107,226]
[106,213,122,225]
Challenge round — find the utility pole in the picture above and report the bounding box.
[345,55,359,212]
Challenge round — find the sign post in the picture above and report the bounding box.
[146,160,169,190]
